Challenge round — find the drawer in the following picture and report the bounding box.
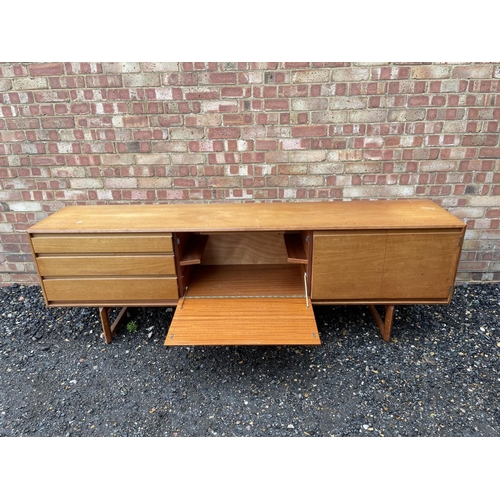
[30,233,172,254]
[43,277,179,302]
[36,255,176,277]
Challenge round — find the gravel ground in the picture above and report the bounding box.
[1,282,499,438]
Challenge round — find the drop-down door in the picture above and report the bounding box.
[164,264,320,346]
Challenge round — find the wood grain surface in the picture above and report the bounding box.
[27,200,466,233]
[165,297,320,346]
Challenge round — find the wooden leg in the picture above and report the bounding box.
[368,305,395,342]
[99,306,129,344]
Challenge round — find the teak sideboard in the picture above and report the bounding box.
[27,200,466,346]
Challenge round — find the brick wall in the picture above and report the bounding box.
[0,62,499,285]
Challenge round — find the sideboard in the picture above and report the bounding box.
[26,200,466,345]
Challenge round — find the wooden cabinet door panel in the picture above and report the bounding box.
[312,231,387,300]
[382,231,461,299]
[312,229,462,302]
[166,298,320,346]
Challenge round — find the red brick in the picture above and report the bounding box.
[185,90,219,100]
[221,87,245,98]
[255,140,277,151]
[292,125,327,137]
[479,148,500,158]
[207,127,240,139]
[122,116,148,128]
[264,99,289,110]
[223,114,253,125]
[452,65,492,79]
[29,63,64,76]
[209,72,237,84]
[242,152,265,163]
[49,76,85,88]
[408,95,430,106]
[41,117,75,129]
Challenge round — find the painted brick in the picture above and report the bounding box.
[388,109,425,122]
[311,110,348,124]
[289,151,326,163]
[171,153,205,164]
[411,66,451,79]
[102,62,141,73]
[350,109,387,122]
[12,77,48,90]
[141,62,179,72]
[123,73,160,87]
[0,79,12,91]
[291,70,330,83]
[104,178,138,189]
[291,98,328,110]
[330,67,370,81]
[330,96,367,109]
[345,162,382,174]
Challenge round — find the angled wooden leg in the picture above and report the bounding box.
[99,306,129,344]
[368,305,395,342]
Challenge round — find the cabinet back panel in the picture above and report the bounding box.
[201,232,289,265]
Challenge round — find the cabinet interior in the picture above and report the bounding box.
[174,231,311,300]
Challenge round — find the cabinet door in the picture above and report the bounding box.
[312,231,387,300]
[381,231,462,300]
[312,229,463,302]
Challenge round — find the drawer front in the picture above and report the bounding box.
[36,255,176,277]
[31,233,172,254]
[43,277,178,302]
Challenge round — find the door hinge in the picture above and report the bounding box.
[458,236,462,247]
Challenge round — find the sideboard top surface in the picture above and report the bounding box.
[27,199,466,233]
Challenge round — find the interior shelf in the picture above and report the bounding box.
[284,232,308,264]
[179,233,209,266]
[184,264,306,298]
